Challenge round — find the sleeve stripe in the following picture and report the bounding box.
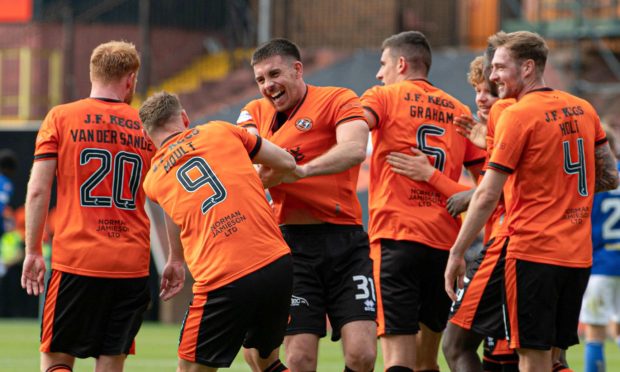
[34,153,57,160]
[487,162,514,174]
[596,137,608,146]
[249,135,262,159]
[363,106,380,128]
[464,157,486,167]
[335,115,366,126]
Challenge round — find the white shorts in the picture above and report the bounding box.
[580,274,620,325]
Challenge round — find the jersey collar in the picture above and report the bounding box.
[89,97,124,103]
[270,84,309,134]
[160,131,182,147]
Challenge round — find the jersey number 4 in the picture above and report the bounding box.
[176,157,227,214]
[563,138,588,197]
[79,148,143,209]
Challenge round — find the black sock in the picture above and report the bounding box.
[264,359,288,372]
[46,365,73,372]
[386,367,413,372]
[345,366,375,372]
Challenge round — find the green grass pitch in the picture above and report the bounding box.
[1,319,620,371]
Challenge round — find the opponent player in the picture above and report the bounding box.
[445,31,618,372]
[580,127,620,372]
[237,38,377,372]
[361,31,485,372]
[21,41,156,372]
[140,92,295,372]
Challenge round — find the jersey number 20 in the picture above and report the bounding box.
[79,148,143,210]
[176,157,227,214]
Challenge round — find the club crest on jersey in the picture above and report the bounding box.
[295,118,312,132]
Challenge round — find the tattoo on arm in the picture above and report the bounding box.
[595,143,619,193]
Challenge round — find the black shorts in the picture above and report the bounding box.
[281,224,375,341]
[178,255,292,368]
[482,337,519,372]
[40,270,150,358]
[375,239,451,335]
[504,257,590,350]
[449,237,509,338]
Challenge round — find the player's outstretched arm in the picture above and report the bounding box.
[160,212,185,301]
[22,159,56,296]
[283,119,369,182]
[387,147,472,198]
[254,137,296,188]
[445,169,506,301]
[594,142,619,193]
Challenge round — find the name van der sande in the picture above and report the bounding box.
[68,114,154,151]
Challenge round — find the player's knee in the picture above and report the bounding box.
[286,349,317,371]
[441,333,460,363]
[45,364,73,372]
[344,346,376,372]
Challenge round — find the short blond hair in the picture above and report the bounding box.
[488,31,548,76]
[90,41,140,83]
[139,91,183,135]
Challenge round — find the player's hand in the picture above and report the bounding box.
[477,109,490,125]
[386,147,434,181]
[447,189,475,217]
[160,260,185,301]
[453,114,487,150]
[258,165,284,188]
[281,165,307,183]
[445,253,466,302]
[21,253,46,296]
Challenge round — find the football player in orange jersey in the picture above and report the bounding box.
[445,31,618,372]
[237,39,377,372]
[439,53,520,372]
[22,41,156,372]
[140,92,295,372]
[361,31,485,372]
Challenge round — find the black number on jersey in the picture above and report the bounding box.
[79,148,143,209]
[176,157,227,214]
[417,124,446,172]
[563,138,588,197]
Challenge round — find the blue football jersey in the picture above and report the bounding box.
[591,162,620,276]
[0,173,13,236]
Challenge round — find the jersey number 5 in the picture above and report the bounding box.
[563,138,588,197]
[80,148,143,209]
[176,157,227,214]
[417,124,446,172]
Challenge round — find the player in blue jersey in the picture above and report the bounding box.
[0,150,16,237]
[580,127,620,372]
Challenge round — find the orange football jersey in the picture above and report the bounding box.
[143,122,290,293]
[362,79,486,249]
[488,89,607,267]
[34,98,155,278]
[237,85,365,225]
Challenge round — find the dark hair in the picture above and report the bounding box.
[0,149,17,173]
[251,38,302,66]
[382,31,432,74]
